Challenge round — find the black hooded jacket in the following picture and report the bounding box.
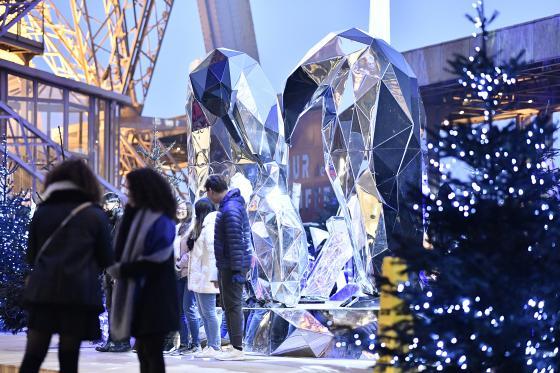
[24,190,114,311]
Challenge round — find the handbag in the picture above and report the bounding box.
[33,202,93,266]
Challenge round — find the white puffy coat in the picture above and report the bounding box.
[187,212,219,294]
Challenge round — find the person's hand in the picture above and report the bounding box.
[232,273,246,284]
[106,263,121,279]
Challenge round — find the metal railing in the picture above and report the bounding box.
[0,100,120,195]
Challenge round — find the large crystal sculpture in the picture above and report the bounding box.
[283,29,426,294]
[244,307,377,358]
[185,48,308,306]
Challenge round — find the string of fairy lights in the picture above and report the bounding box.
[0,136,31,332]
[389,1,560,371]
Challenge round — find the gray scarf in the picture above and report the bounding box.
[40,181,81,200]
[110,209,174,340]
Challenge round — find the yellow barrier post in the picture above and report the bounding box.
[374,256,412,373]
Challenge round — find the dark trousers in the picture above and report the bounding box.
[103,272,114,311]
[218,268,245,350]
[102,272,115,342]
[20,330,81,373]
[136,334,166,373]
[103,272,129,345]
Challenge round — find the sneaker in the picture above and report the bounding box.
[180,344,202,355]
[215,348,245,361]
[163,341,178,354]
[162,332,179,354]
[163,346,178,354]
[195,346,220,358]
[169,344,188,356]
[174,344,190,353]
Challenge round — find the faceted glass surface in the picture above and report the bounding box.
[244,307,377,358]
[283,29,426,294]
[186,48,308,306]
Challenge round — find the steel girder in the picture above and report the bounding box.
[21,0,174,110]
[119,127,189,200]
[0,0,41,39]
[0,100,119,194]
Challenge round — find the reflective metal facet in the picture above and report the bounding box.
[185,48,308,306]
[283,29,426,294]
[244,307,377,359]
[302,217,353,299]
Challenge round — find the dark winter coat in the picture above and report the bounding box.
[214,188,253,273]
[24,190,114,312]
[114,206,179,337]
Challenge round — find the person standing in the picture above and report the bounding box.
[204,175,253,361]
[96,192,131,353]
[106,168,179,373]
[182,198,221,358]
[170,202,201,355]
[20,159,114,373]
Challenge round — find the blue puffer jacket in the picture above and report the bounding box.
[214,189,253,272]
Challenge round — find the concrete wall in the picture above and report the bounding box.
[197,0,260,62]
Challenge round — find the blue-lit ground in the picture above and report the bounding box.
[0,334,373,372]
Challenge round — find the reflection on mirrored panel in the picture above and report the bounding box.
[185,48,308,306]
[302,217,353,299]
[283,28,426,295]
[243,307,377,359]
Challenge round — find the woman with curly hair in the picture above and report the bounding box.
[107,168,179,373]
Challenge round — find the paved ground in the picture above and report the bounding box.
[0,334,374,372]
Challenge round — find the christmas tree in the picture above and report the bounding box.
[0,136,31,333]
[376,1,560,371]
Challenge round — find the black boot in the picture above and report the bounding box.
[96,339,131,353]
[95,340,116,352]
[109,340,131,352]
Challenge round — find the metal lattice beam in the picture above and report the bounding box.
[0,100,119,194]
[0,0,41,38]
[21,0,173,110]
[119,127,189,200]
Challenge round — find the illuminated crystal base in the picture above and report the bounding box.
[243,303,378,359]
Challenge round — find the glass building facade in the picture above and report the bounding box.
[0,59,129,194]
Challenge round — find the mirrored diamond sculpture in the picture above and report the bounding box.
[283,28,426,294]
[186,48,308,306]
